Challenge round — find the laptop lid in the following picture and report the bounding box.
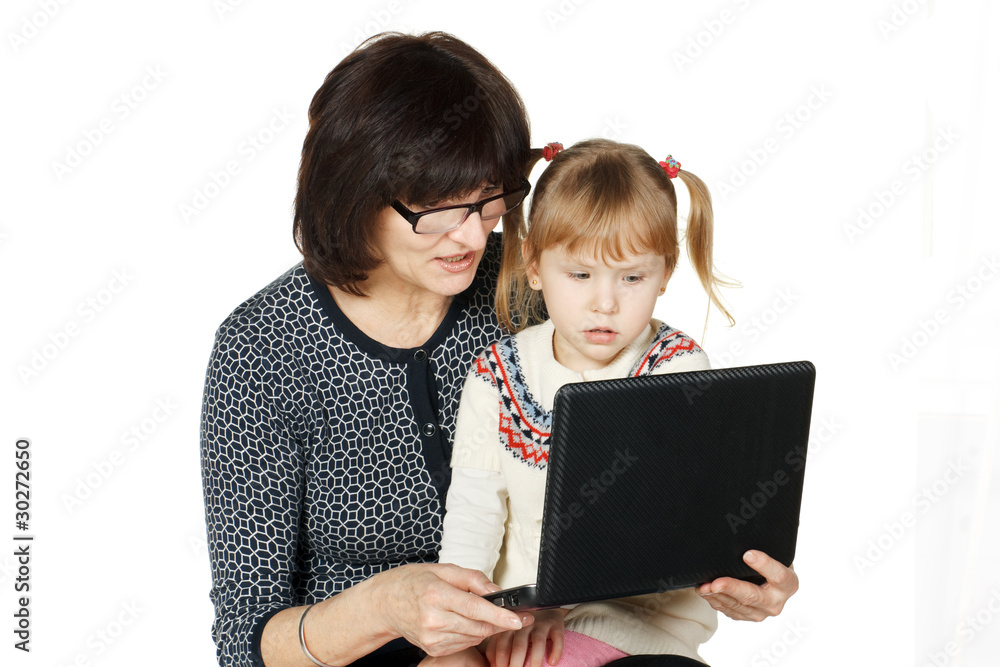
[531,361,815,608]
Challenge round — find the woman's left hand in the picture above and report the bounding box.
[697,550,798,621]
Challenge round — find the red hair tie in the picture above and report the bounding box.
[542,142,564,161]
[659,155,681,179]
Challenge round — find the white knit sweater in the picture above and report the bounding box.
[439,319,718,662]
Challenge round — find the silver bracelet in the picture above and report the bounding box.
[298,603,336,667]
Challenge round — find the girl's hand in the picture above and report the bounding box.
[485,608,568,667]
[697,550,798,621]
[376,564,532,657]
[419,646,489,667]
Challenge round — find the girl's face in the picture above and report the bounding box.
[527,244,671,373]
[369,184,501,298]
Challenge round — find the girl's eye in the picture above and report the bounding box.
[569,272,590,280]
[624,274,644,284]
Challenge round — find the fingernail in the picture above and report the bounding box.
[509,616,522,629]
[745,550,757,564]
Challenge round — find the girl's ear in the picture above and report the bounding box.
[523,241,543,291]
[526,262,542,290]
[659,267,673,295]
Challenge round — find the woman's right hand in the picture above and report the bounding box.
[375,563,532,657]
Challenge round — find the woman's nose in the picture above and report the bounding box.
[446,210,488,249]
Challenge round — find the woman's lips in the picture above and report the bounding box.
[435,251,476,273]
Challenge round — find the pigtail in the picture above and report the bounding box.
[496,147,549,332]
[676,169,739,330]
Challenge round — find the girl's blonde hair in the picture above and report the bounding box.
[497,138,736,333]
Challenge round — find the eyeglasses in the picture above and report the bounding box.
[392,178,531,234]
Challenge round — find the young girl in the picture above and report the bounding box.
[436,139,735,667]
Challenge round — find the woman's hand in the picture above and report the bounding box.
[376,564,532,657]
[697,550,798,621]
[485,608,568,667]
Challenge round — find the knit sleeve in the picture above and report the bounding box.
[438,467,508,579]
[200,321,305,667]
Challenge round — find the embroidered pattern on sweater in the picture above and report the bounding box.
[474,324,701,469]
[474,336,552,467]
[628,323,702,376]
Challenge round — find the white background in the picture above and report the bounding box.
[2,1,999,666]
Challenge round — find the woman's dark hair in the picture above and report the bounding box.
[294,31,532,294]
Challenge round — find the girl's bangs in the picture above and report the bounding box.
[531,190,676,264]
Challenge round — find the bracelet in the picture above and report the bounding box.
[299,603,336,667]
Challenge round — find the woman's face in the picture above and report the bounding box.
[370,185,501,298]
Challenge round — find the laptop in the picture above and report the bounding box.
[483,361,815,610]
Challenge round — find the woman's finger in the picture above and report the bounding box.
[434,565,525,632]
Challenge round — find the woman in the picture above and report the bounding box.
[199,32,797,667]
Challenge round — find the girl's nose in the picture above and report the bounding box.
[592,283,618,314]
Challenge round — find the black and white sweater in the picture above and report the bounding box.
[199,233,505,666]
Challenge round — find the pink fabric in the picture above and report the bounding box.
[536,630,628,667]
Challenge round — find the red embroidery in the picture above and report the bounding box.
[499,412,549,465]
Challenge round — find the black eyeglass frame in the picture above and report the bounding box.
[392,178,532,234]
